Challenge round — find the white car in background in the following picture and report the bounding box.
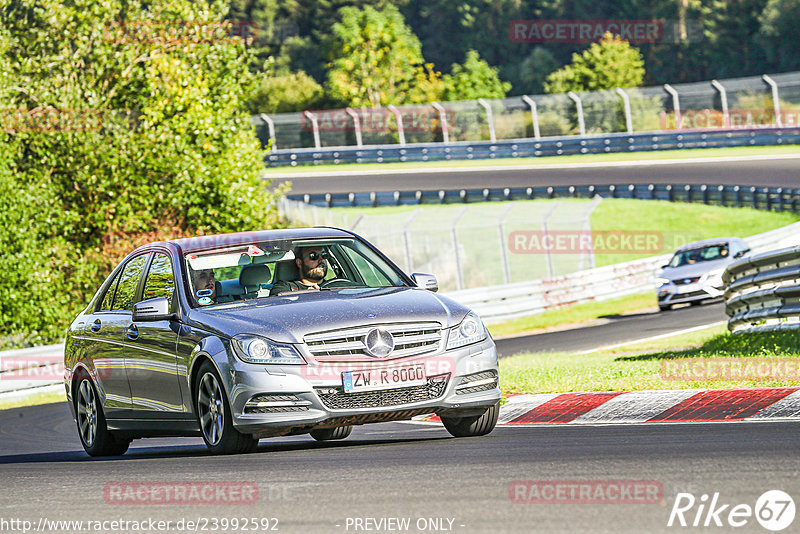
[656,237,750,311]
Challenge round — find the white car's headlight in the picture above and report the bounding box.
[233,335,305,365]
[655,277,670,287]
[446,312,487,350]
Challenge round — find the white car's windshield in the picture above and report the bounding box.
[184,238,406,306]
[668,244,729,268]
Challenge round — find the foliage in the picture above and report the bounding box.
[519,47,560,95]
[0,0,285,346]
[247,68,324,113]
[441,50,511,101]
[324,4,442,107]
[758,0,800,71]
[544,33,646,94]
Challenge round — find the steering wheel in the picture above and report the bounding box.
[320,278,353,288]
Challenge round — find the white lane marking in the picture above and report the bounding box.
[578,321,726,355]
[571,389,703,424]
[747,389,800,419]
[264,154,800,179]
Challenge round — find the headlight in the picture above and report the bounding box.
[232,335,305,365]
[655,277,670,287]
[446,312,487,350]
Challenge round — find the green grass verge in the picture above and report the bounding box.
[0,390,65,411]
[590,199,800,265]
[488,292,655,339]
[500,326,800,394]
[265,144,800,174]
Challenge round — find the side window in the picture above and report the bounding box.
[143,253,175,306]
[342,245,391,285]
[99,271,122,311]
[111,254,149,311]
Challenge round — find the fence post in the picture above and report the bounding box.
[451,206,469,290]
[521,95,541,140]
[431,102,450,144]
[567,92,586,136]
[615,88,633,133]
[477,98,496,142]
[303,110,321,149]
[402,209,422,273]
[664,84,681,129]
[498,204,514,284]
[710,80,730,128]
[387,105,406,145]
[762,74,782,127]
[258,114,277,150]
[541,202,561,279]
[345,107,363,147]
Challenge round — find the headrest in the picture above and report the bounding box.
[239,264,272,288]
[273,260,300,283]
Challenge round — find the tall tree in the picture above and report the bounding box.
[544,33,646,93]
[325,4,442,106]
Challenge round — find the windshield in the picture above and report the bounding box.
[184,237,406,307]
[668,244,729,268]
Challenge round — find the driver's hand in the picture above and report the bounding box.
[309,283,321,290]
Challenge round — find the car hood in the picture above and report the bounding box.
[187,287,471,344]
[661,257,732,281]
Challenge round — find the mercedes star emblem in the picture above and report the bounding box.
[364,328,395,357]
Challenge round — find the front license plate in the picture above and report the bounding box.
[342,364,426,393]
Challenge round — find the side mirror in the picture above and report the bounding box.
[411,273,439,293]
[133,297,174,321]
[660,264,669,270]
[734,250,748,259]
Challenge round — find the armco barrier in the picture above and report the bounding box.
[267,127,800,167]
[446,221,800,324]
[0,343,65,399]
[724,245,800,334]
[289,183,800,212]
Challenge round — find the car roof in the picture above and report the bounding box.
[675,237,745,252]
[139,227,355,254]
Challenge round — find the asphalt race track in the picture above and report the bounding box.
[494,301,726,358]
[2,402,800,533]
[271,157,800,195]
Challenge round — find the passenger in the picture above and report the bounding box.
[270,246,327,295]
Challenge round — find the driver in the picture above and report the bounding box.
[269,246,327,295]
[190,268,216,305]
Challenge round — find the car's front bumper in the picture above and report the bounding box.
[221,337,501,438]
[656,277,724,307]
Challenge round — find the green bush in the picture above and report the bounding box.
[0,0,286,347]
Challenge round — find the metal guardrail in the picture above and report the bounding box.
[290,183,800,212]
[448,221,800,324]
[267,127,800,167]
[724,246,800,333]
[0,343,65,400]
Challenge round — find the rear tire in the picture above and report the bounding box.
[195,362,259,454]
[310,425,353,441]
[441,403,499,438]
[74,375,131,457]
[658,304,672,312]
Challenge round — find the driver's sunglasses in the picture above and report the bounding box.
[303,251,327,261]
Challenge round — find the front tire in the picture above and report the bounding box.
[441,403,499,438]
[195,362,259,454]
[75,376,130,457]
[310,426,352,441]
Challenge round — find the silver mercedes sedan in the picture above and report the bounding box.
[64,228,500,456]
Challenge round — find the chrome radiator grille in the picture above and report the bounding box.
[314,374,449,410]
[304,322,442,360]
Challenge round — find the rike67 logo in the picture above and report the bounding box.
[668,490,795,531]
